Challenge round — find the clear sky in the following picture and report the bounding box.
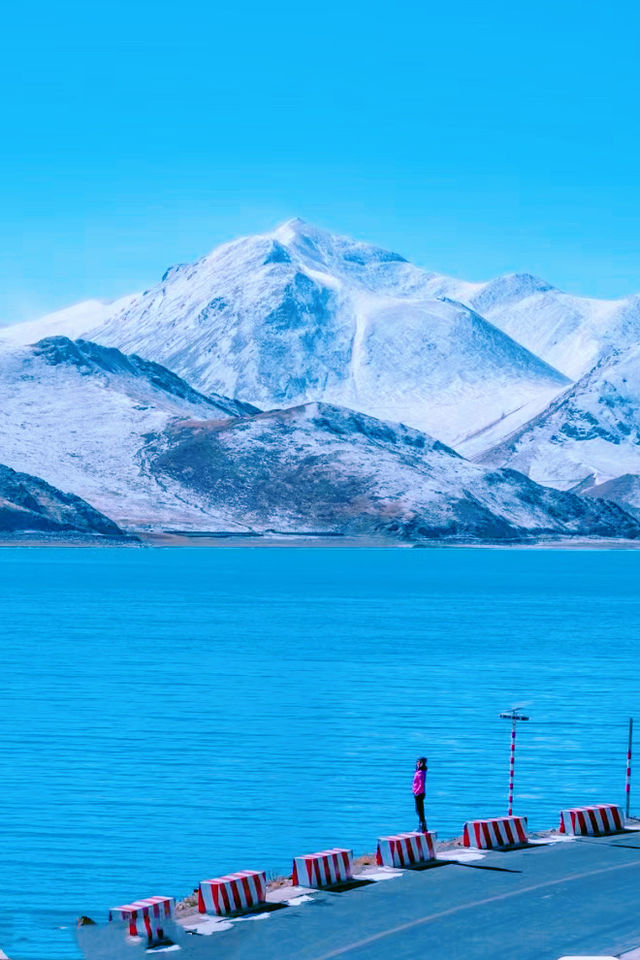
[1,0,639,324]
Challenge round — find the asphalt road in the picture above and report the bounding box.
[78,834,640,960]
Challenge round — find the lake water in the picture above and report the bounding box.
[0,546,638,960]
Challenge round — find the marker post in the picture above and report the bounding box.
[499,709,529,817]
[626,717,633,820]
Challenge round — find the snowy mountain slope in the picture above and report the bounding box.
[327,295,569,450]
[0,220,570,451]
[0,463,127,537]
[577,474,640,519]
[0,337,257,530]
[477,346,640,489]
[143,402,639,541]
[32,336,257,417]
[429,272,640,380]
[0,294,138,347]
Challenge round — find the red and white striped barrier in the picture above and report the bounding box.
[559,804,624,836]
[376,831,437,868]
[109,896,175,942]
[198,870,267,916]
[463,815,528,848]
[292,848,353,887]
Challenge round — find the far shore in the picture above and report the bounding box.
[2,531,640,550]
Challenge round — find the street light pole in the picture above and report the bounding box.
[499,709,529,816]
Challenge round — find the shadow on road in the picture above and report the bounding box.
[325,878,377,893]
[577,840,640,850]
[407,860,451,872]
[451,862,523,874]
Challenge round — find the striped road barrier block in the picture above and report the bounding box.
[109,896,175,942]
[198,870,267,916]
[292,848,353,887]
[559,803,624,836]
[463,815,528,848]
[376,831,437,868]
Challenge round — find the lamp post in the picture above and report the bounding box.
[500,709,529,816]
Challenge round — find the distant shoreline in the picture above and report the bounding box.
[2,532,640,549]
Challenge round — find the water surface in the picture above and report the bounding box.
[0,547,638,959]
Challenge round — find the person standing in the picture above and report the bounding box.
[412,757,428,832]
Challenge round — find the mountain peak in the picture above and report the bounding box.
[271,217,334,250]
[472,272,555,312]
[274,216,309,233]
[269,218,408,270]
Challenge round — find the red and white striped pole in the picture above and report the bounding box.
[509,718,516,817]
[500,709,529,817]
[626,717,633,820]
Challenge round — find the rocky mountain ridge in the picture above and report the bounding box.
[0,463,128,539]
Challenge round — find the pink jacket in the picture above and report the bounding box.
[412,769,426,796]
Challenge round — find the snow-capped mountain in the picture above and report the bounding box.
[419,272,640,381]
[0,220,570,451]
[0,337,257,530]
[477,346,640,490]
[3,219,640,529]
[145,402,639,541]
[0,463,127,538]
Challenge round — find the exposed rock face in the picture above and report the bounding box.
[144,403,640,541]
[0,464,126,537]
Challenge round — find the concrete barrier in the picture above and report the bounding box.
[376,831,437,867]
[108,895,175,942]
[292,848,353,887]
[559,804,624,836]
[198,870,267,916]
[463,815,528,848]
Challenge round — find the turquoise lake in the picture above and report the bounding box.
[0,546,638,960]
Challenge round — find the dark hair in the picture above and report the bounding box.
[416,756,427,767]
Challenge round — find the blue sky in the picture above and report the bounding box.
[1,0,639,323]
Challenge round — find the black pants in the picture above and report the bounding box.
[414,793,427,829]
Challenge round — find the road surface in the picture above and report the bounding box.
[78,833,640,960]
